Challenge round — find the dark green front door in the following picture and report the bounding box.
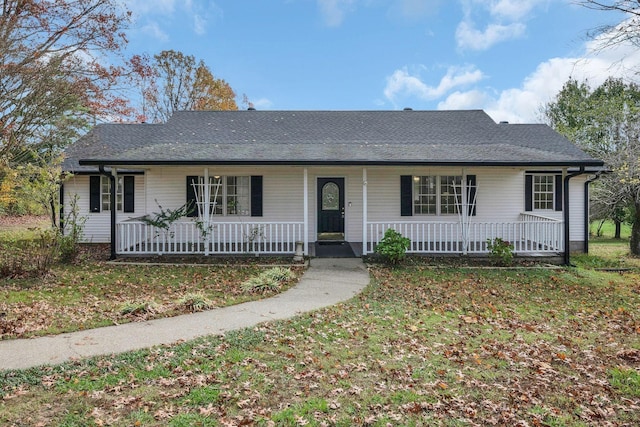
[317,178,345,239]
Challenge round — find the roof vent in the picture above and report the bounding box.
[403,107,413,111]
[499,121,509,124]
[248,107,256,111]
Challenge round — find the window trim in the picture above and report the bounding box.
[412,175,463,216]
[533,175,555,211]
[187,175,251,217]
[525,173,563,212]
[92,175,134,213]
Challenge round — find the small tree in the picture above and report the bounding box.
[132,50,238,123]
[375,228,410,265]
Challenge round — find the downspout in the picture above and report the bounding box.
[59,183,64,233]
[563,167,586,265]
[584,173,602,253]
[99,165,117,260]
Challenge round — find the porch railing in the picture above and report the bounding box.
[116,221,304,255]
[366,213,563,255]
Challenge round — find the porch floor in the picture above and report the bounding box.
[313,241,357,258]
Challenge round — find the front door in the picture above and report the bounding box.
[317,177,345,240]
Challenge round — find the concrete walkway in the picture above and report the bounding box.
[0,258,370,371]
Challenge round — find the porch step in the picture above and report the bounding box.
[314,241,356,258]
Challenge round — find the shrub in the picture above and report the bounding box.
[119,301,158,317]
[242,267,293,294]
[375,228,411,265]
[0,229,61,278]
[59,195,86,263]
[486,237,514,266]
[178,293,213,312]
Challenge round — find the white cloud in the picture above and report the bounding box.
[193,14,207,35]
[456,0,549,51]
[140,22,170,42]
[251,98,274,109]
[126,0,216,39]
[485,0,548,21]
[384,66,486,106]
[437,89,491,110]
[317,0,357,27]
[455,20,525,51]
[437,37,640,124]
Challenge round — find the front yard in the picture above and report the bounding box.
[1,237,639,425]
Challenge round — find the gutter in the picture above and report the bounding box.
[99,165,117,260]
[563,167,587,265]
[79,159,606,168]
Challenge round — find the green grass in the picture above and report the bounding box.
[1,217,638,425]
[1,263,638,426]
[590,219,632,239]
[0,261,301,339]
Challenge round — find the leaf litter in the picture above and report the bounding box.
[0,266,638,426]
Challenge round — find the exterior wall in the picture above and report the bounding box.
[569,175,587,252]
[144,166,306,223]
[65,165,590,252]
[62,173,145,243]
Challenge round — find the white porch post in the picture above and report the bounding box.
[362,168,368,255]
[204,167,210,256]
[303,168,309,255]
[112,168,118,255]
[462,168,468,255]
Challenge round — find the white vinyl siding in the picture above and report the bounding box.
[67,166,588,250]
[63,174,145,243]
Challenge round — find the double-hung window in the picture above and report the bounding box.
[533,175,554,210]
[90,175,135,213]
[413,175,462,215]
[525,174,562,212]
[187,175,251,217]
[101,176,123,211]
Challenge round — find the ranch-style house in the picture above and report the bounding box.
[61,109,604,263]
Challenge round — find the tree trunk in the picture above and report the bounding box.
[614,220,622,239]
[49,197,58,230]
[630,204,640,256]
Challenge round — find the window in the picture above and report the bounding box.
[413,175,462,215]
[226,176,250,215]
[188,175,250,217]
[525,174,562,212]
[90,175,134,213]
[533,175,554,210]
[101,176,123,211]
[440,176,462,214]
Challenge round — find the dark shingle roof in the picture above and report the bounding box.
[63,110,603,171]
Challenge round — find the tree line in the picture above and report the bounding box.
[0,0,241,221]
[3,0,640,255]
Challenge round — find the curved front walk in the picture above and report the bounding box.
[0,258,369,371]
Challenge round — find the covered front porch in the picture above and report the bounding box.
[112,167,565,257]
[114,213,562,256]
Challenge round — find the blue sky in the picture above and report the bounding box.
[121,0,638,123]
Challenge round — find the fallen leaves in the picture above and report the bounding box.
[0,263,300,339]
[1,266,639,425]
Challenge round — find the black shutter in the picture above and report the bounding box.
[555,175,563,211]
[186,176,198,217]
[400,175,413,216]
[251,176,263,217]
[466,175,477,216]
[123,176,135,213]
[90,176,101,213]
[524,175,533,212]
